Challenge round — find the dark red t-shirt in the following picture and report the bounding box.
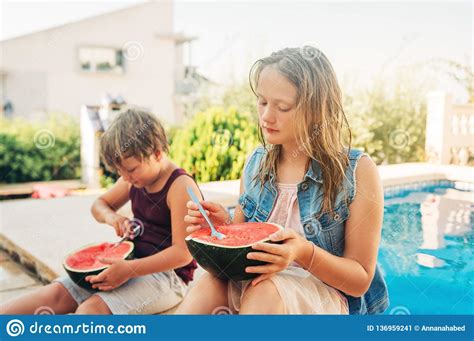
[129,168,197,284]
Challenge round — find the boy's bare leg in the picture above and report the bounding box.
[74,295,112,314]
[175,273,229,314]
[0,282,78,315]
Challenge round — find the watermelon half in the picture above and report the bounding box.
[63,241,134,290]
[185,222,283,281]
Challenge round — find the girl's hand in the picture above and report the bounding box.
[85,258,134,291]
[184,200,231,234]
[246,229,308,286]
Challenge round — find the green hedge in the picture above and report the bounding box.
[0,115,81,183]
[169,107,259,182]
[204,79,429,165]
[345,78,427,164]
[0,73,430,186]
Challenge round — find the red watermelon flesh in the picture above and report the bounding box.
[186,222,283,281]
[189,222,280,247]
[64,242,131,270]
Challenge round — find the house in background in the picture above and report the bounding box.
[0,1,199,125]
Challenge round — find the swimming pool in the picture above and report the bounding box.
[380,180,473,314]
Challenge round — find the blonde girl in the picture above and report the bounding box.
[176,47,388,315]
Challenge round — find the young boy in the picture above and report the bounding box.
[0,108,199,315]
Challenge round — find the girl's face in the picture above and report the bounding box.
[256,66,298,146]
[117,152,162,188]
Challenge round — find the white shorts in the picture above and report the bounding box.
[228,266,349,314]
[55,270,188,314]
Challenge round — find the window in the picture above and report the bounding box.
[78,46,124,74]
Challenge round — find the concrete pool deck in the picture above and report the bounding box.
[0,182,233,304]
[0,250,43,304]
[0,163,472,304]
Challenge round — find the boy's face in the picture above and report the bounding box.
[116,153,161,188]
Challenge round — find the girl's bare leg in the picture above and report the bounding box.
[175,273,229,314]
[239,279,285,314]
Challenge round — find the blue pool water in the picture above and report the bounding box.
[379,181,473,314]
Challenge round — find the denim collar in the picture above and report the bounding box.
[267,159,323,185]
[305,159,323,183]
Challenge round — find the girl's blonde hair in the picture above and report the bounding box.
[249,46,352,214]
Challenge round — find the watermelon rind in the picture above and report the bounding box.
[63,241,134,291]
[185,223,283,281]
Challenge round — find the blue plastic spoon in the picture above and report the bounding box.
[186,186,225,240]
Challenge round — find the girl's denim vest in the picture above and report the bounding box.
[238,146,389,314]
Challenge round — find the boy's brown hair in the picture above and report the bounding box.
[100,107,169,172]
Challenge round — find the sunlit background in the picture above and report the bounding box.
[0,0,472,315]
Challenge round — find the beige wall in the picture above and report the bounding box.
[0,1,183,125]
[425,92,474,165]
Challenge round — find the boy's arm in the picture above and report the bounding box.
[91,177,131,237]
[126,175,196,277]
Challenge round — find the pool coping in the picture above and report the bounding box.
[378,163,473,188]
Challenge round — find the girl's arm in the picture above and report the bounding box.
[185,177,246,232]
[230,177,247,224]
[296,156,384,297]
[248,156,383,297]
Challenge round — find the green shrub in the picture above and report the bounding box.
[221,83,258,119]
[169,107,259,182]
[197,75,429,166]
[0,115,81,183]
[345,75,428,164]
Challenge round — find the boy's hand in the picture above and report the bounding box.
[105,213,133,238]
[184,200,231,234]
[85,258,134,291]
